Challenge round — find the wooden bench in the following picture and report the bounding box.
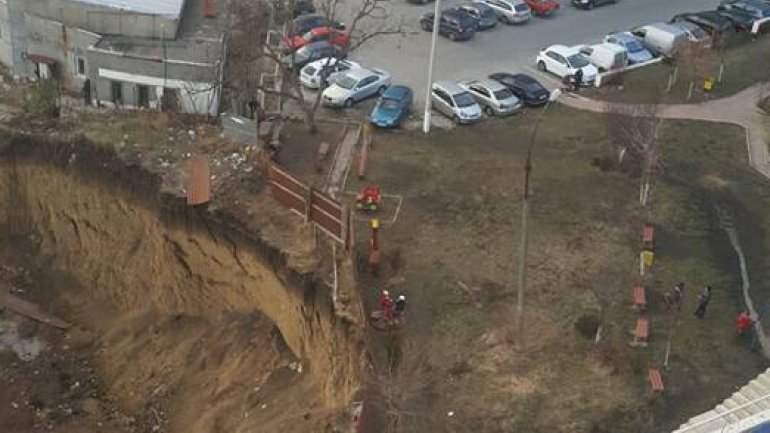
[648,368,664,392]
[643,224,654,250]
[630,317,649,347]
[632,284,646,311]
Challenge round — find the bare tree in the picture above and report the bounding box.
[225,0,405,133]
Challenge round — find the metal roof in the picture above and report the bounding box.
[71,0,186,19]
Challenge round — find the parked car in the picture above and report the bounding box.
[488,72,550,106]
[322,67,392,107]
[284,41,347,70]
[474,0,531,24]
[431,81,482,124]
[282,27,350,53]
[603,32,654,64]
[292,0,316,18]
[719,0,770,19]
[300,58,361,89]
[419,9,478,41]
[572,0,616,10]
[717,7,757,32]
[629,22,688,57]
[292,14,326,35]
[525,0,560,16]
[671,11,735,39]
[577,43,628,72]
[670,20,713,48]
[458,79,522,116]
[536,44,598,86]
[407,0,434,4]
[455,3,498,30]
[370,85,414,128]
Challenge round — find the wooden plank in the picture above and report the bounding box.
[636,318,649,339]
[649,369,664,392]
[186,155,211,206]
[1,292,70,329]
[633,285,646,306]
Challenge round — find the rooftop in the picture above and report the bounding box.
[93,36,222,65]
[71,0,186,19]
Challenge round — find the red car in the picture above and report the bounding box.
[525,0,559,16]
[281,26,350,52]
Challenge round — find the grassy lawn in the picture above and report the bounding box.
[347,107,769,433]
[585,33,770,104]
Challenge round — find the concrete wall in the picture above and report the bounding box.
[23,0,178,39]
[23,12,100,91]
[87,46,220,115]
[0,1,14,69]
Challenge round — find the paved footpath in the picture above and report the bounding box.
[559,84,770,178]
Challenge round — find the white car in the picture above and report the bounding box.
[457,79,521,116]
[536,44,598,86]
[473,0,530,23]
[300,57,361,89]
[322,67,392,108]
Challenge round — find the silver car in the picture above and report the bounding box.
[431,81,482,125]
[458,79,522,116]
[473,0,530,23]
[670,21,713,48]
[300,58,362,89]
[321,67,392,108]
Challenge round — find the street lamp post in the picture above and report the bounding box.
[422,0,442,134]
[515,89,562,348]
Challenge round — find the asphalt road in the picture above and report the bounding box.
[342,0,720,108]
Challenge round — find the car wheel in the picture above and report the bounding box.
[421,21,431,31]
[501,15,510,24]
[344,98,353,108]
[378,85,387,95]
[452,115,461,124]
[484,106,494,116]
[537,60,547,72]
[587,0,594,9]
[449,32,457,41]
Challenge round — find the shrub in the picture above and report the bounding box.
[25,79,59,118]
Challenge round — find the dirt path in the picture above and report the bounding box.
[559,84,770,178]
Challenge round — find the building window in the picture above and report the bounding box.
[76,57,85,76]
[111,81,122,105]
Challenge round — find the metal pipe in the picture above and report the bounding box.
[422,0,442,134]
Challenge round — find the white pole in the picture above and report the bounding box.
[422,0,442,134]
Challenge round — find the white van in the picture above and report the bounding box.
[577,43,628,72]
[629,22,688,58]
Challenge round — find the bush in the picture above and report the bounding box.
[25,79,59,118]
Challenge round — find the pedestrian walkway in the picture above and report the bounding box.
[559,84,770,179]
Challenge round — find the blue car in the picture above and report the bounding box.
[369,85,413,128]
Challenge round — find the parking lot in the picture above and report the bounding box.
[329,0,718,110]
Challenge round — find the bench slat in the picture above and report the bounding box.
[643,224,654,243]
[635,318,649,339]
[649,368,664,392]
[632,285,646,305]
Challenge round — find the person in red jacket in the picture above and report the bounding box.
[737,311,755,335]
[379,290,394,320]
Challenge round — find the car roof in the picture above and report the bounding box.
[511,73,538,83]
[382,85,412,99]
[433,80,466,94]
[466,79,507,92]
[296,13,324,22]
[645,21,688,33]
[607,32,636,42]
[592,42,627,53]
[461,2,492,11]
[545,44,579,55]
[345,68,376,80]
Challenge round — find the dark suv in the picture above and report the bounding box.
[671,11,735,38]
[419,9,478,41]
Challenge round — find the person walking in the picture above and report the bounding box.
[573,68,584,93]
[737,310,755,335]
[695,286,713,318]
[379,290,394,320]
[394,295,406,316]
[672,282,685,311]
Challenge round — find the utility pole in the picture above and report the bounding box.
[422,0,442,134]
[515,89,561,349]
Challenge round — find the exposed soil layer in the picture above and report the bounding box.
[0,131,365,433]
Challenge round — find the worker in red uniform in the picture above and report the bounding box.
[737,311,755,335]
[379,290,394,320]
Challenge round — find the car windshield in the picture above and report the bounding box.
[567,53,590,68]
[493,89,514,100]
[626,39,644,52]
[514,3,529,12]
[304,66,317,75]
[481,8,496,19]
[336,75,357,90]
[380,98,401,109]
[454,92,476,107]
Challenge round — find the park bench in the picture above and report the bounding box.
[643,224,654,250]
[630,317,649,347]
[632,284,646,311]
[648,368,665,392]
